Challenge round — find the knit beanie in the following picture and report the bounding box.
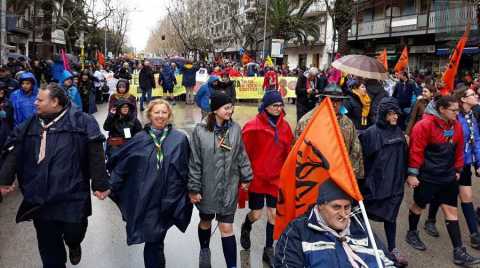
[210,91,233,111]
[317,180,352,204]
[259,89,283,112]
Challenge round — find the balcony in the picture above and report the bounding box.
[304,1,327,16]
[6,15,32,35]
[349,4,477,41]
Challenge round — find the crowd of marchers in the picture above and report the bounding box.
[2,56,480,268]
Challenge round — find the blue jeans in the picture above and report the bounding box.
[140,87,152,110]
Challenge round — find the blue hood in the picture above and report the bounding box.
[207,76,220,88]
[18,72,38,91]
[59,70,73,86]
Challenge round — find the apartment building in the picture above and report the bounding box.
[348,0,478,73]
[188,0,333,68]
[283,0,333,70]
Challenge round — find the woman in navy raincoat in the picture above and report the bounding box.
[107,99,192,268]
[359,97,408,267]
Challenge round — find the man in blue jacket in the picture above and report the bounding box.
[0,83,111,268]
[10,71,38,126]
[274,179,395,268]
[195,76,221,119]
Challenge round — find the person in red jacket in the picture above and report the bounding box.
[263,67,279,90]
[406,95,480,266]
[239,90,293,266]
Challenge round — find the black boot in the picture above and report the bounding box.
[68,245,82,265]
[453,246,480,266]
[424,219,440,237]
[406,230,426,251]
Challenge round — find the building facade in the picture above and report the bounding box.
[348,0,478,74]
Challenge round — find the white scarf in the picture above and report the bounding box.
[37,109,68,163]
[313,207,369,268]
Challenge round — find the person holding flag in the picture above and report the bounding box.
[296,84,364,181]
[239,90,294,266]
[274,179,395,267]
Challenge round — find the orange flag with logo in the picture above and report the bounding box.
[441,23,471,96]
[394,46,409,73]
[377,48,388,71]
[274,98,363,239]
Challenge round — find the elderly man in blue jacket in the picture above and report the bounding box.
[274,180,395,268]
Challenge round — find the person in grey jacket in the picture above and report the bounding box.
[188,91,253,268]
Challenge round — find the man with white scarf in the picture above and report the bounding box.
[0,82,111,268]
[274,179,395,268]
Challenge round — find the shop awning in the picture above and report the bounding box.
[436,48,450,56]
[464,47,480,55]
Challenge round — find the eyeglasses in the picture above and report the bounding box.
[269,103,284,109]
[465,93,478,98]
[447,108,460,113]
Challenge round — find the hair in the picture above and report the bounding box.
[42,83,69,107]
[351,78,365,89]
[144,99,173,123]
[453,85,469,101]
[434,95,458,113]
[206,112,216,132]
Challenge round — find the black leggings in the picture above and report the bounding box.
[144,240,166,268]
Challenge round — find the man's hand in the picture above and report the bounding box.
[455,172,461,181]
[240,183,250,191]
[189,193,202,204]
[406,175,420,189]
[94,190,111,200]
[306,88,312,94]
[0,184,15,196]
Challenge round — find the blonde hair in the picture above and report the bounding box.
[145,99,174,123]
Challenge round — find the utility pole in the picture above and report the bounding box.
[0,0,6,65]
[32,0,37,58]
[262,0,268,60]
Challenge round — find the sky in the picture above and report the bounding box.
[126,0,168,51]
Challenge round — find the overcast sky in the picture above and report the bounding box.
[126,0,167,51]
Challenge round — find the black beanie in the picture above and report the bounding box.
[317,179,352,204]
[210,91,232,111]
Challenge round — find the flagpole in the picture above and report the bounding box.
[359,201,383,268]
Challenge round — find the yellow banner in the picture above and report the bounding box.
[129,74,298,99]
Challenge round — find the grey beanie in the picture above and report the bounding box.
[317,179,352,204]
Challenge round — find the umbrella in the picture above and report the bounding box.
[7,53,29,61]
[331,54,388,81]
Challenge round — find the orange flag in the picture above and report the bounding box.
[377,48,388,71]
[394,46,409,73]
[274,98,363,239]
[441,23,471,96]
[241,53,252,65]
[97,51,106,67]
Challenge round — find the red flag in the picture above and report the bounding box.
[274,98,363,239]
[441,23,471,95]
[97,51,106,67]
[61,49,71,71]
[394,46,408,73]
[377,48,388,71]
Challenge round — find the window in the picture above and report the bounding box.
[401,0,415,16]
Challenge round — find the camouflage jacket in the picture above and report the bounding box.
[295,107,365,180]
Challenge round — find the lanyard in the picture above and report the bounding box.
[148,128,169,170]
